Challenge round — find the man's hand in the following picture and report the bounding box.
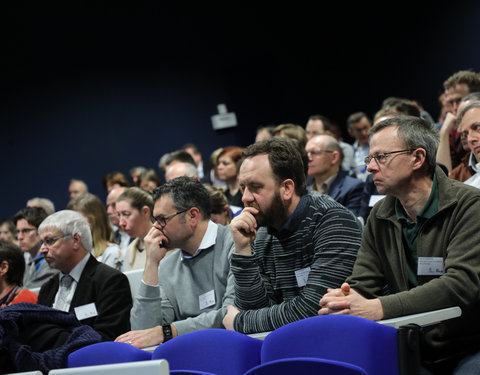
[223,305,240,331]
[318,283,384,321]
[230,207,259,255]
[115,326,164,348]
[144,226,168,263]
[440,112,458,135]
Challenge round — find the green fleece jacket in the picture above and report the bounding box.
[347,166,480,361]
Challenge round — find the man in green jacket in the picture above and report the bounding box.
[319,115,480,374]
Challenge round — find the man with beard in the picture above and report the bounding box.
[222,137,362,334]
[115,177,234,348]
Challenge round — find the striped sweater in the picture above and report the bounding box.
[232,192,362,333]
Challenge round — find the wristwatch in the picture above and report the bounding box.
[162,324,173,342]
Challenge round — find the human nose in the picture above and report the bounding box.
[365,158,378,173]
[241,188,254,205]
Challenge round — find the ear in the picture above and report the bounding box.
[0,260,9,276]
[223,205,230,217]
[280,179,296,201]
[411,148,426,171]
[347,128,354,137]
[187,207,200,227]
[331,150,341,165]
[142,205,151,218]
[72,233,82,250]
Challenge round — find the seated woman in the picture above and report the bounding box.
[67,193,124,271]
[116,187,154,271]
[205,185,231,225]
[0,240,38,307]
[0,219,18,246]
[216,146,245,213]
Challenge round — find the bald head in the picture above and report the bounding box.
[106,186,127,226]
[165,162,199,182]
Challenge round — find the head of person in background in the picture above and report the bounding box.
[381,97,421,118]
[116,187,154,271]
[273,123,308,150]
[14,207,48,260]
[255,125,275,143]
[456,92,480,151]
[347,112,372,147]
[161,150,196,180]
[305,114,332,140]
[458,101,480,186]
[216,146,245,210]
[102,172,130,193]
[209,147,226,187]
[0,219,17,245]
[165,161,199,182]
[68,179,88,200]
[26,197,55,216]
[205,185,231,225]
[129,166,147,187]
[139,169,162,193]
[181,143,202,168]
[106,186,128,228]
[443,70,480,116]
[67,193,122,270]
[0,240,38,307]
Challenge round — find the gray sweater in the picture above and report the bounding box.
[130,223,234,335]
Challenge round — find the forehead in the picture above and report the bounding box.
[370,127,404,151]
[306,136,328,149]
[460,107,480,130]
[116,200,133,211]
[16,218,35,229]
[352,117,370,129]
[39,226,62,238]
[239,154,275,184]
[306,119,324,133]
[154,194,175,215]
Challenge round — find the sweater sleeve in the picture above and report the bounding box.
[233,205,361,333]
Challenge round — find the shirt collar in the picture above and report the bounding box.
[181,220,217,259]
[60,252,90,283]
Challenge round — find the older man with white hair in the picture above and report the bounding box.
[37,210,132,341]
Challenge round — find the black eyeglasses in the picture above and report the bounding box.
[15,228,37,236]
[306,148,334,157]
[40,234,71,248]
[151,208,190,227]
[460,124,480,139]
[364,149,414,165]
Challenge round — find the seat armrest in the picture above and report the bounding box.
[378,306,462,329]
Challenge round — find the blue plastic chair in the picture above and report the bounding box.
[67,341,152,367]
[152,329,262,375]
[260,315,398,375]
[244,357,368,375]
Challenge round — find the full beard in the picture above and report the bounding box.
[254,191,287,229]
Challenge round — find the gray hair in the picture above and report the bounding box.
[38,210,93,252]
[165,162,198,181]
[458,101,480,124]
[26,197,56,216]
[369,115,440,175]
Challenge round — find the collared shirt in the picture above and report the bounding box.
[395,174,439,287]
[53,252,91,311]
[33,252,45,273]
[181,220,218,259]
[353,140,370,180]
[311,172,337,194]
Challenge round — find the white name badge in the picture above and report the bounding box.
[74,302,98,321]
[418,257,444,276]
[199,290,216,310]
[295,267,311,287]
[369,195,386,207]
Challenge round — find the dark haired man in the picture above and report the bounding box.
[116,176,234,348]
[222,137,362,334]
[320,116,480,373]
[347,111,372,181]
[14,207,58,289]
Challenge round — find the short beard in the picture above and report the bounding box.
[255,191,287,229]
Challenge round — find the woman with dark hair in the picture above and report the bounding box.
[0,240,38,307]
[216,146,245,212]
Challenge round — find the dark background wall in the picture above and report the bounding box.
[2,3,480,217]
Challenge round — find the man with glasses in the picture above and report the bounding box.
[306,134,364,216]
[458,101,480,189]
[222,137,362,334]
[14,206,58,289]
[37,210,132,341]
[115,176,234,348]
[319,115,480,373]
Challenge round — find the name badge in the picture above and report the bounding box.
[199,290,216,310]
[74,302,98,321]
[295,267,311,287]
[418,257,444,276]
[369,195,386,207]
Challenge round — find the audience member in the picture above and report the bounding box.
[255,125,275,143]
[319,115,480,374]
[106,187,131,250]
[14,207,58,289]
[458,102,480,189]
[205,185,231,225]
[116,187,154,271]
[0,219,18,245]
[306,134,364,216]
[165,161,198,181]
[139,169,161,193]
[37,210,132,341]
[116,177,234,348]
[102,172,130,193]
[208,147,227,187]
[347,111,372,181]
[129,166,147,187]
[273,123,308,150]
[0,241,38,307]
[222,137,362,334]
[26,197,55,216]
[67,193,123,270]
[305,114,356,176]
[68,179,88,200]
[216,146,245,212]
[182,143,210,183]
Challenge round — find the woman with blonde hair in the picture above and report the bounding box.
[205,185,231,225]
[115,187,153,271]
[67,193,123,270]
[216,146,245,212]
